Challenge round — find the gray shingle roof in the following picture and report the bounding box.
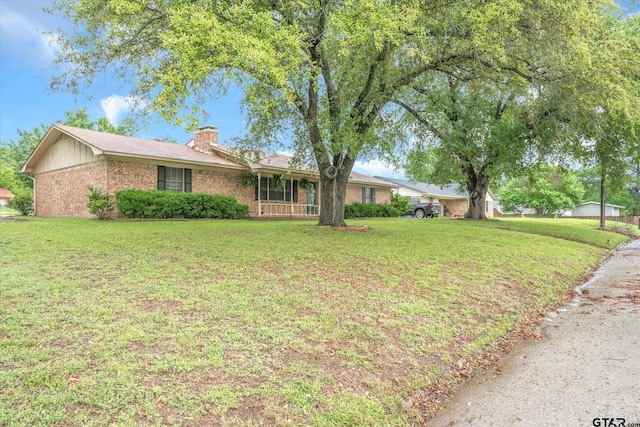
[23,125,394,187]
[374,176,468,198]
[55,125,242,167]
[202,144,394,186]
[349,171,396,187]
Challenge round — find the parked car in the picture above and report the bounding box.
[410,201,440,218]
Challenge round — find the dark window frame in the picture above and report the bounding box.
[362,187,376,204]
[157,166,192,192]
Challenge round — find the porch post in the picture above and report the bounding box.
[289,174,294,217]
[317,178,321,216]
[258,171,262,217]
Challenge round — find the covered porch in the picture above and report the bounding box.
[254,171,320,217]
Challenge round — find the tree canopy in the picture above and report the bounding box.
[499,165,585,216]
[396,6,640,219]
[396,74,534,219]
[49,0,638,225]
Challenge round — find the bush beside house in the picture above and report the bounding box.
[115,189,249,219]
[7,188,34,216]
[86,186,115,220]
[345,203,400,219]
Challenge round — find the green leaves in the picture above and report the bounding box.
[49,0,640,224]
[499,165,585,215]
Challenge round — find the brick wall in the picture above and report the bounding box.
[345,185,363,204]
[107,160,157,193]
[345,184,391,204]
[193,169,258,216]
[376,188,391,204]
[34,157,391,218]
[442,199,468,216]
[105,160,259,215]
[35,161,108,216]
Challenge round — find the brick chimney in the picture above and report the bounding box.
[193,126,218,153]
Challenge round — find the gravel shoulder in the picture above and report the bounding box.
[428,238,640,427]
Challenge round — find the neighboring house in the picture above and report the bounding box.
[20,124,394,217]
[375,176,496,218]
[0,188,14,208]
[571,202,625,217]
[499,206,538,216]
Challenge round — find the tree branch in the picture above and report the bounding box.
[392,99,447,142]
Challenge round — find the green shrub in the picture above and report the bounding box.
[7,188,33,216]
[86,185,115,219]
[391,193,412,214]
[115,189,249,219]
[344,203,401,219]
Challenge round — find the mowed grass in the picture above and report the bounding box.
[0,217,628,426]
[0,208,18,216]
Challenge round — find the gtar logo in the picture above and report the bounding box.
[593,419,626,427]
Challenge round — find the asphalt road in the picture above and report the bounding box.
[428,238,640,427]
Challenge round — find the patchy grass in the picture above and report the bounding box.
[0,208,18,216]
[482,217,633,248]
[0,217,628,426]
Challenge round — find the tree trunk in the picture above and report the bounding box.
[599,174,606,229]
[465,168,489,220]
[317,159,355,227]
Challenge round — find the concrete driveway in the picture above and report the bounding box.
[428,238,640,427]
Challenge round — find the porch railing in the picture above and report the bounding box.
[260,203,319,217]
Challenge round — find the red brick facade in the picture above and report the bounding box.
[25,126,394,218]
[192,169,258,216]
[441,199,468,217]
[107,160,157,194]
[35,161,107,217]
[34,158,372,218]
[32,154,392,217]
[345,184,391,204]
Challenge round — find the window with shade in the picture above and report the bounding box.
[157,166,192,192]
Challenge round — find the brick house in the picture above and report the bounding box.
[375,176,496,218]
[20,124,394,217]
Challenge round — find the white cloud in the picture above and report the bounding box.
[353,159,405,179]
[100,95,145,125]
[0,8,61,65]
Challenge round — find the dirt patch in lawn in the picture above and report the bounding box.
[332,225,371,232]
[0,216,27,221]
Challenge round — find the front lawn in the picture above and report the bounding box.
[0,218,628,426]
[0,208,18,216]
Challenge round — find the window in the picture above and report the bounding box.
[158,166,192,192]
[256,177,298,202]
[362,187,376,204]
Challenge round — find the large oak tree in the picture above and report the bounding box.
[397,74,533,219]
[50,0,591,226]
[397,3,639,219]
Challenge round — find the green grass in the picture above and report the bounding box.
[0,208,18,215]
[0,217,628,426]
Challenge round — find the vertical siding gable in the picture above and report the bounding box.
[35,135,101,173]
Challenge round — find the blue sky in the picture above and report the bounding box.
[1,1,638,178]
